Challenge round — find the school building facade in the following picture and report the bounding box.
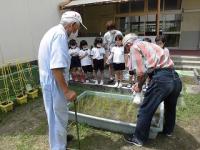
[60,0,200,50]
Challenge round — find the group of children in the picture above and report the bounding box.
[68,34,169,88]
[68,34,125,87]
[69,37,105,85]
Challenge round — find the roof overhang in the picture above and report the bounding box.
[59,0,129,10]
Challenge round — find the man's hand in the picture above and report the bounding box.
[64,89,77,101]
[132,74,147,93]
[132,82,142,93]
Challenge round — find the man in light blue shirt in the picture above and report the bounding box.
[38,11,87,150]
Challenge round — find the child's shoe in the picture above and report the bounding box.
[118,82,123,88]
[100,80,104,85]
[126,83,132,88]
[113,82,118,87]
[94,80,98,85]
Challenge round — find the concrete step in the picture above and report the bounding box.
[174,65,200,70]
[173,60,200,66]
[171,55,200,61]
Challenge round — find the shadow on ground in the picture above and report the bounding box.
[146,125,200,150]
[69,125,200,150]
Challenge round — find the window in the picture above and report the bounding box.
[117,1,144,14]
[117,16,145,35]
[148,0,181,11]
[116,13,181,46]
[161,14,181,47]
[118,2,129,13]
[162,14,181,32]
[165,34,180,47]
[119,17,126,33]
[145,15,156,35]
[165,0,182,10]
[130,16,145,34]
[131,0,144,12]
[148,0,164,11]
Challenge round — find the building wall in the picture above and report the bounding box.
[0,0,62,65]
[180,0,200,49]
[181,0,200,10]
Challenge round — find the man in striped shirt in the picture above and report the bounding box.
[123,33,182,146]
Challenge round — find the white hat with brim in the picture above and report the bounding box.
[122,33,138,46]
[61,11,87,30]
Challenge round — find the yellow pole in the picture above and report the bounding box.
[156,0,161,36]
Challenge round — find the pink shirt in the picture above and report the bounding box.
[129,41,174,76]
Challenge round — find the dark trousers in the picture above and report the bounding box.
[134,69,182,143]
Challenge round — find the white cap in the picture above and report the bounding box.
[60,11,87,30]
[122,33,138,46]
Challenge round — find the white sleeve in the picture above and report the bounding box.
[103,33,110,50]
[76,47,80,52]
[69,49,73,55]
[74,47,80,56]
[84,49,88,55]
[50,34,69,69]
[91,48,94,56]
[78,50,83,57]
[102,48,105,54]
[111,47,115,53]
[103,33,108,44]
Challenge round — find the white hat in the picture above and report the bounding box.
[122,33,138,46]
[61,11,87,30]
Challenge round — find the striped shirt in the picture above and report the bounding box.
[129,40,174,76]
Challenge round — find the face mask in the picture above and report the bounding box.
[70,30,78,39]
[71,45,76,49]
[97,44,102,48]
[83,47,88,50]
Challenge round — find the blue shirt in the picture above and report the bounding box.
[38,24,71,85]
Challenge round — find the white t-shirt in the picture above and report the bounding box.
[69,47,80,57]
[111,46,125,63]
[103,30,123,51]
[79,49,92,66]
[91,47,105,60]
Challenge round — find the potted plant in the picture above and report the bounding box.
[16,90,27,105]
[0,66,14,112]
[26,84,39,99]
[0,100,14,113]
[27,88,39,99]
